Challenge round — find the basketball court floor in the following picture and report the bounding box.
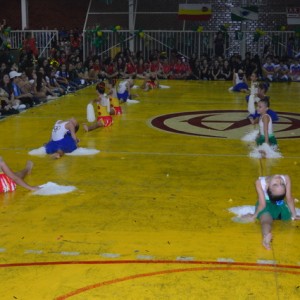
[0,80,300,299]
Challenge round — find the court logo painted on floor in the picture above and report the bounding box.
[150,110,300,139]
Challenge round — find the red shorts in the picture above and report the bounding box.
[147,81,157,88]
[0,173,17,193]
[97,116,113,127]
[113,106,122,115]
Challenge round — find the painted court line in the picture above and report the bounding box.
[54,264,300,300]
[60,251,80,256]
[24,249,43,254]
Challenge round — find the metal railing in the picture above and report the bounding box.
[5,30,298,63]
[83,30,298,61]
[7,30,58,59]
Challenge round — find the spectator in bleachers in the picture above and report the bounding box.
[200,58,210,80]
[289,59,300,82]
[172,57,187,80]
[230,54,243,74]
[1,73,25,110]
[262,56,276,81]
[45,68,65,96]
[68,62,82,87]
[123,56,137,79]
[19,69,42,104]
[274,59,290,82]
[210,60,222,80]
[70,32,81,52]
[22,32,38,59]
[0,62,9,80]
[136,57,148,78]
[116,56,125,78]
[158,58,173,79]
[0,82,19,115]
[35,67,57,100]
[148,57,162,75]
[57,50,68,66]
[105,60,119,82]
[220,59,232,80]
[55,63,76,92]
[9,70,37,108]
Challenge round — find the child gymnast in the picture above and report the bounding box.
[243,174,299,250]
[83,82,113,132]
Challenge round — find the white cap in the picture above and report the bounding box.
[9,70,22,79]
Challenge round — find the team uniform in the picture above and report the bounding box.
[229,72,248,92]
[256,176,291,220]
[110,97,122,115]
[96,95,113,126]
[274,63,290,81]
[256,114,277,146]
[45,120,77,154]
[262,62,276,81]
[289,63,300,81]
[145,75,159,89]
[0,173,16,193]
[117,80,130,102]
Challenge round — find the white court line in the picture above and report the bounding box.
[176,256,194,261]
[257,259,277,265]
[24,249,43,254]
[60,251,80,256]
[100,253,121,258]
[136,255,155,260]
[217,258,235,262]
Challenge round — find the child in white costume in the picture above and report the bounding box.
[228,69,248,92]
[243,175,299,250]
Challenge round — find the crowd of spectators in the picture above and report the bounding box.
[1,25,300,118]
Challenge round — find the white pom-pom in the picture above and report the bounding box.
[87,104,96,122]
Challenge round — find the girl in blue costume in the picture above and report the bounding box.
[45,118,80,159]
[243,175,299,250]
[248,82,278,124]
[228,69,248,92]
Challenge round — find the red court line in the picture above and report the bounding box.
[0,260,300,270]
[55,265,300,300]
[1,259,300,269]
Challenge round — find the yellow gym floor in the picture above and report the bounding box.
[0,80,300,299]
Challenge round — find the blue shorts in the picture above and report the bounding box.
[232,82,248,92]
[45,132,77,154]
[117,91,129,102]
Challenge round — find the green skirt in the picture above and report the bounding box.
[256,200,291,220]
[256,134,277,146]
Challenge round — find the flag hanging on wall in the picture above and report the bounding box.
[287,7,300,25]
[178,4,212,21]
[231,6,258,21]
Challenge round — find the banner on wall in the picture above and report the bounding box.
[178,4,212,21]
[287,7,300,25]
[231,6,258,22]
